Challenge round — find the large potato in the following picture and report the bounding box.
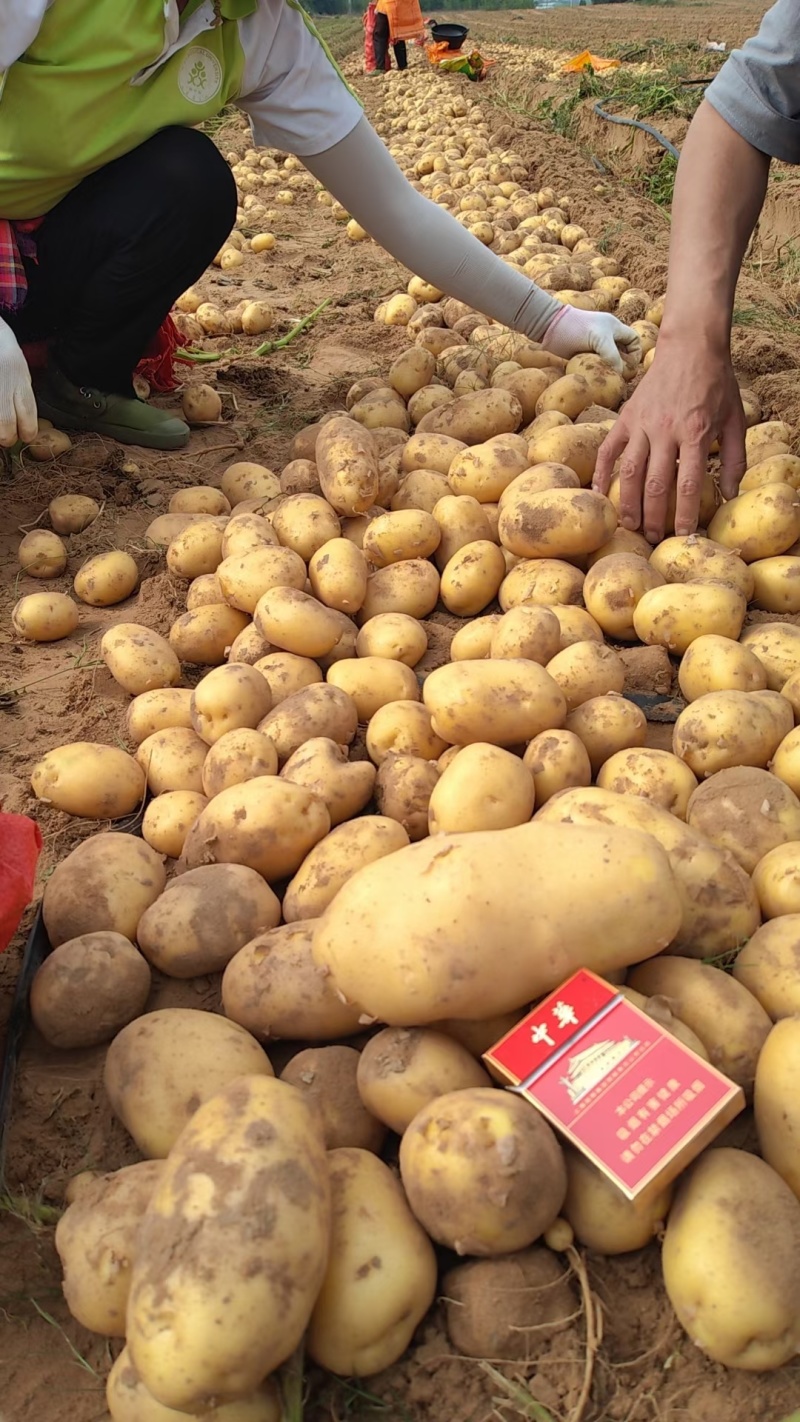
[169,605,250,666]
[281,737,374,824]
[546,641,624,711]
[526,423,606,484]
[180,775,329,881]
[500,557,584,610]
[357,1027,491,1134]
[740,452,800,491]
[12,590,79,641]
[43,833,166,947]
[633,581,746,654]
[166,519,224,579]
[440,539,506,615]
[752,841,800,918]
[750,555,800,612]
[389,346,437,399]
[102,624,181,695]
[583,553,663,641]
[126,1077,330,1410]
[448,438,529,502]
[499,487,615,560]
[313,822,682,1023]
[707,483,800,561]
[201,728,278,797]
[662,1148,800,1369]
[490,605,562,665]
[360,559,440,620]
[315,415,379,514]
[104,1009,274,1157]
[258,682,358,763]
[537,786,760,957]
[107,1350,281,1422]
[269,493,339,559]
[308,538,368,614]
[740,622,800,691]
[628,958,770,1095]
[220,460,280,505]
[136,864,280,977]
[308,1148,437,1375]
[252,651,322,704]
[428,743,534,833]
[56,1162,164,1336]
[755,1018,800,1199]
[327,656,419,721]
[400,431,466,475]
[74,550,139,607]
[32,742,145,819]
[649,534,754,599]
[677,633,767,701]
[673,690,789,776]
[498,463,581,508]
[423,660,566,747]
[433,494,493,570]
[31,932,150,1049]
[417,388,523,444]
[254,586,341,658]
[565,694,647,774]
[597,747,698,819]
[126,688,193,744]
[216,546,306,612]
[522,729,592,804]
[283,816,409,921]
[356,612,427,666]
[399,1089,566,1255]
[563,1149,673,1255]
[190,664,272,744]
[733,917,800,1019]
[686,766,800,872]
[375,753,439,841]
[362,510,440,568]
[222,921,364,1041]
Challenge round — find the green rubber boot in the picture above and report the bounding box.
[35,365,190,450]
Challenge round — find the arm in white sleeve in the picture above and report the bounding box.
[304,119,639,369]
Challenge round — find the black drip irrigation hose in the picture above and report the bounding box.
[593,99,682,160]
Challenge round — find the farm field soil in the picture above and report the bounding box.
[3,15,800,1422]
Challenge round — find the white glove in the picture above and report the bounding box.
[541,305,642,373]
[0,316,38,447]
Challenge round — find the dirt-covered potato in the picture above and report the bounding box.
[489,604,562,665]
[662,1148,800,1369]
[308,537,368,614]
[104,1008,274,1157]
[280,1047,386,1152]
[136,727,208,794]
[355,612,427,666]
[220,459,281,506]
[499,487,616,560]
[565,694,647,774]
[327,656,420,721]
[216,546,307,612]
[450,613,502,660]
[221,511,279,560]
[633,581,747,654]
[32,742,146,819]
[201,727,277,797]
[179,776,330,881]
[522,728,592,804]
[254,586,342,658]
[56,1162,164,1335]
[142,790,208,859]
[357,1027,491,1134]
[500,556,584,611]
[428,743,535,833]
[280,736,374,824]
[315,416,379,515]
[258,683,358,763]
[685,766,800,872]
[366,700,447,764]
[12,590,79,641]
[649,534,754,599]
[752,842,800,917]
[102,623,182,695]
[582,554,665,641]
[169,605,250,666]
[43,833,166,947]
[74,550,139,607]
[673,689,790,777]
[252,651,322,704]
[423,659,566,746]
[126,689,194,745]
[597,747,698,819]
[362,509,441,567]
[400,1088,567,1255]
[169,485,231,516]
[126,1077,329,1411]
[31,932,150,1049]
[441,1248,575,1361]
[283,816,409,922]
[222,921,364,1041]
[228,622,273,665]
[708,483,800,562]
[18,528,67,578]
[190,663,272,744]
[740,622,800,691]
[360,559,441,620]
[677,633,767,701]
[546,640,625,710]
[391,469,452,514]
[432,493,492,571]
[755,1018,800,1199]
[526,423,607,484]
[563,1148,673,1255]
[448,436,529,503]
[49,492,100,534]
[401,430,466,475]
[166,518,225,579]
[106,1349,281,1422]
[375,753,439,840]
[733,917,800,1019]
[137,864,280,978]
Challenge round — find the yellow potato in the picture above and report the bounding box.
[740,453,800,492]
[535,371,595,419]
[581,554,661,641]
[357,1027,491,1135]
[360,559,440,620]
[708,483,800,562]
[49,492,100,534]
[197,721,275,792]
[498,463,581,507]
[126,1078,329,1410]
[308,538,368,614]
[308,1147,437,1376]
[271,493,340,560]
[649,534,754,599]
[407,385,455,423]
[563,1149,673,1255]
[449,613,501,660]
[281,736,375,824]
[492,367,555,423]
[740,622,800,690]
[633,581,747,654]
[259,683,358,764]
[169,485,231,516]
[229,623,273,665]
[489,605,561,664]
[283,816,409,922]
[42,832,165,947]
[750,555,800,612]
[686,764,800,872]
[546,640,625,711]
[222,512,279,560]
[391,469,451,513]
[752,842,800,918]
[366,701,447,764]
[315,416,379,515]
[565,694,646,774]
[440,539,506,615]
[169,604,250,666]
[180,775,330,880]
[526,423,606,485]
[125,689,193,745]
[189,664,270,745]
[522,728,592,804]
[356,612,427,666]
[389,346,437,399]
[107,1349,281,1422]
[423,659,566,747]
[417,387,523,444]
[677,634,767,701]
[279,1045,385,1153]
[399,1088,566,1255]
[375,753,439,841]
[448,437,529,502]
[673,690,789,776]
[216,546,307,613]
[499,486,616,559]
[746,420,792,463]
[597,747,698,819]
[586,528,652,565]
[253,586,342,658]
[222,920,364,1041]
[73,550,139,607]
[136,863,280,978]
[314,820,681,1023]
[32,742,145,819]
[755,1018,800,1199]
[166,518,225,579]
[499,558,585,610]
[136,727,208,794]
[18,527,67,578]
[102,623,182,694]
[141,790,208,859]
[549,604,605,648]
[428,743,534,833]
[400,432,466,475]
[280,457,320,497]
[187,572,224,610]
[252,651,322,705]
[326,657,419,721]
[362,510,441,567]
[220,460,280,506]
[12,590,79,641]
[350,394,410,435]
[733,917,800,1019]
[432,494,492,569]
[662,1148,800,1369]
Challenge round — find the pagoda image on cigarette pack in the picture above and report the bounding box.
[559,1036,642,1106]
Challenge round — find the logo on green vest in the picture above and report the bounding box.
[178,46,223,105]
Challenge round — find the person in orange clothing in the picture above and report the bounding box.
[370,0,425,75]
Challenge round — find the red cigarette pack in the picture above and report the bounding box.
[483,969,744,1201]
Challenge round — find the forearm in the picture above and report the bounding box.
[660,102,769,350]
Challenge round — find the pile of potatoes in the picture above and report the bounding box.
[16,72,800,1413]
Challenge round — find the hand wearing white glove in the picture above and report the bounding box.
[0,317,38,447]
[541,305,642,373]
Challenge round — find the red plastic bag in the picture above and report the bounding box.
[0,814,42,954]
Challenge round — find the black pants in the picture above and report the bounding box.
[8,126,236,394]
[373,13,407,70]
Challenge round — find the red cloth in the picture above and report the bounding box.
[136,315,188,393]
[0,217,43,313]
[0,814,42,954]
[363,2,390,71]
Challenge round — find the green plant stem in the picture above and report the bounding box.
[252,297,331,356]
